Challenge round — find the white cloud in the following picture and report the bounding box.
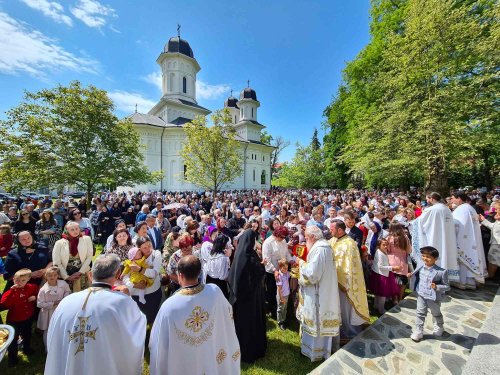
[70,0,115,28]
[20,0,73,26]
[108,90,156,113]
[0,12,97,76]
[143,71,162,91]
[142,70,230,101]
[196,81,230,100]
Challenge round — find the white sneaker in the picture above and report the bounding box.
[411,331,423,342]
[433,326,444,336]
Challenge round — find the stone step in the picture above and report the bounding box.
[310,282,498,374]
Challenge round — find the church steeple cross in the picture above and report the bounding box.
[230,89,233,97]
[177,24,181,38]
[247,79,250,88]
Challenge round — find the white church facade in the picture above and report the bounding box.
[128,35,274,192]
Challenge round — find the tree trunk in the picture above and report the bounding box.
[425,154,449,197]
[481,149,492,190]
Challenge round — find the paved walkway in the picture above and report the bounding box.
[311,283,498,375]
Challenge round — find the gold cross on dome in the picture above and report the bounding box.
[68,316,98,355]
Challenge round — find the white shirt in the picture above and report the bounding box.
[204,253,230,280]
[262,235,292,273]
[124,249,162,295]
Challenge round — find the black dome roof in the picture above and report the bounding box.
[224,96,239,108]
[240,87,257,101]
[164,37,194,58]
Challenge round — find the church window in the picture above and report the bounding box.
[169,73,174,92]
[183,77,187,93]
[184,164,188,179]
[253,169,256,182]
[261,170,266,185]
[234,115,237,123]
[251,108,254,118]
[262,155,265,162]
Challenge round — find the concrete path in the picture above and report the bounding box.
[311,283,498,375]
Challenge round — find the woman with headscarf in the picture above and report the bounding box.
[199,226,218,278]
[2,230,52,290]
[228,228,267,363]
[52,221,93,292]
[35,209,61,251]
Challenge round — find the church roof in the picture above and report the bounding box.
[164,37,194,58]
[239,87,257,101]
[177,98,210,112]
[128,112,167,127]
[170,117,192,126]
[224,96,239,109]
[235,119,265,127]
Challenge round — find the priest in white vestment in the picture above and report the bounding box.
[149,255,240,375]
[329,220,370,340]
[451,192,487,289]
[45,254,146,375]
[296,226,341,362]
[411,192,460,282]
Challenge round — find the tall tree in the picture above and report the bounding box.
[181,109,243,195]
[0,81,159,204]
[324,0,499,193]
[311,128,321,151]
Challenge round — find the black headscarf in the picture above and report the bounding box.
[227,229,263,305]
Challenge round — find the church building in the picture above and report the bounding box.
[127,35,274,192]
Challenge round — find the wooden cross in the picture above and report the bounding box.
[68,316,98,355]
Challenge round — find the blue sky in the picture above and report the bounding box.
[0,0,370,161]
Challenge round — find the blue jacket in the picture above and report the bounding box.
[410,263,450,301]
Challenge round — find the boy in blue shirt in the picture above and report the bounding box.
[408,246,450,342]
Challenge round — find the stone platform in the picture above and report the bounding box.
[311,283,498,374]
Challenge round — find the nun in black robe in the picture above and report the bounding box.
[228,228,267,363]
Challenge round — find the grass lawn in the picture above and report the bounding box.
[0,247,391,374]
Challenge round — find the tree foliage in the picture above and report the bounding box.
[0,81,159,202]
[181,109,243,194]
[322,0,499,193]
[261,130,290,178]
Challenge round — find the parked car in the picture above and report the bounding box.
[0,193,16,201]
[63,191,86,198]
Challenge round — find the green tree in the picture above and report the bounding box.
[324,0,499,193]
[0,81,159,205]
[181,109,243,194]
[311,128,321,151]
[273,143,326,189]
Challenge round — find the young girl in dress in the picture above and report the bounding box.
[122,247,153,304]
[386,222,411,303]
[370,239,400,314]
[37,266,71,350]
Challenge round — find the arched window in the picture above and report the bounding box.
[169,73,174,92]
[261,170,266,185]
[182,77,187,93]
[253,169,256,181]
[251,107,254,118]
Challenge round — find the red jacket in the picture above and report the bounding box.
[0,283,39,322]
[0,233,13,257]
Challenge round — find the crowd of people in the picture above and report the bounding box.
[0,187,498,372]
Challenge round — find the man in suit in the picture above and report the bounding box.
[145,214,163,251]
[408,246,450,342]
